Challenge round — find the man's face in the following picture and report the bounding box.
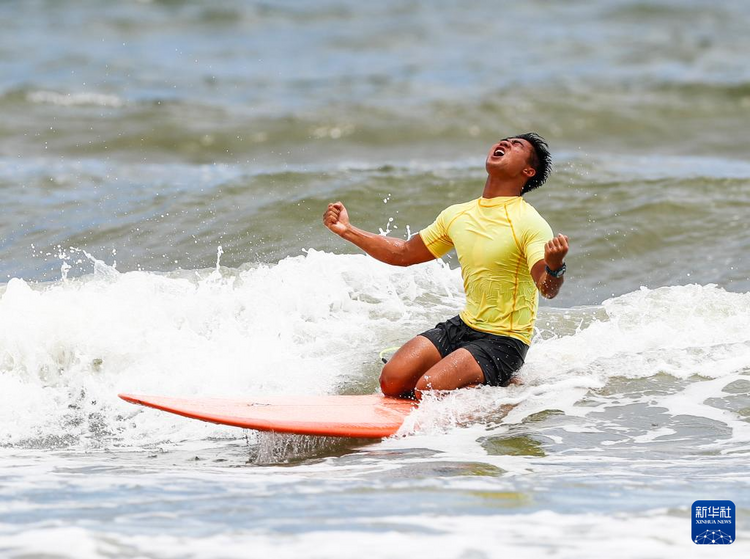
[485,137,536,180]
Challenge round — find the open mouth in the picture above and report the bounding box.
[493,148,505,157]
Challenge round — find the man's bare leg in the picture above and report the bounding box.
[414,348,485,398]
[380,336,442,397]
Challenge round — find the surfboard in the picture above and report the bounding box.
[118,393,417,438]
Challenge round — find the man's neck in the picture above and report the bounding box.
[482,175,523,198]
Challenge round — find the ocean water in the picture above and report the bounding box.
[1,1,749,557]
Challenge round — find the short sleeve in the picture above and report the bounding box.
[419,208,454,258]
[522,211,554,271]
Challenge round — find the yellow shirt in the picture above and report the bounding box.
[419,196,553,345]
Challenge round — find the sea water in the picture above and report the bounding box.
[1,1,749,557]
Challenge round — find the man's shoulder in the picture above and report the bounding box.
[516,198,549,223]
[515,198,553,239]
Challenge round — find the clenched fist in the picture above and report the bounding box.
[544,234,569,270]
[323,201,350,236]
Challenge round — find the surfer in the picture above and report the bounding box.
[323,133,567,399]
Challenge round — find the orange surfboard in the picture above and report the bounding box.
[118,393,417,438]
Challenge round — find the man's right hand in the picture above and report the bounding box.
[323,201,350,237]
[321,201,435,267]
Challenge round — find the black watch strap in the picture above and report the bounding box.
[545,262,566,278]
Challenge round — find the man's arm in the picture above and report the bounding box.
[323,201,436,267]
[530,234,569,299]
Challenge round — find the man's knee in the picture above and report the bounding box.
[379,337,442,397]
[379,362,404,397]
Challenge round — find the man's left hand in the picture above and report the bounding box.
[544,234,569,270]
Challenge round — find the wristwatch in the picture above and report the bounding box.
[545,263,566,278]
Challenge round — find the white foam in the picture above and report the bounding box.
[1,252,749,453]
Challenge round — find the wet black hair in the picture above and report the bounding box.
[515,132,552,194]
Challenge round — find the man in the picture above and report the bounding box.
[323,133,568,399]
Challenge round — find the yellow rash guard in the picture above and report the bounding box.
[419,196,554,345]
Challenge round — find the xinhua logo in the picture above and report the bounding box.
[692,500,735,545]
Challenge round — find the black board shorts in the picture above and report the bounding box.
[419,315,529,387]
